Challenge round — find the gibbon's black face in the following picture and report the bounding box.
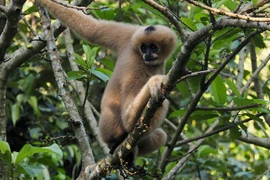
[132,25,177,65]
[140,43,159,62]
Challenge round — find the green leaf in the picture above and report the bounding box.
[233,97,255,107]
[224,79,241,98]
[74,53,87,67]
[21,165,44,177]
[89,68,110,82]
[83,45,99,68]
[11,103,20,125]
[191,110,219,120]
[27,96,40,117]
[229,126,241,140]
[0,141,12,165]
[95,67,113,76]
[210,75,227,105]
[181,17,197,31]
[67,70,87,80]
[169,109,186,118]
[197,145,218,157]
[15,144,63,164]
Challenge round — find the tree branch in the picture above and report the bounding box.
[63,29,109,155]
[0,0,26,61]
[0,5,6,14]
[160,30,261,173]
[195,104,260,111]
[186,0,270,22]
[239,133,270,149]
[142,0,189,42]
[38,5,95,169]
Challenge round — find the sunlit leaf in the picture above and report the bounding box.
[67,70,87,80]
[0,141,12,165]
[89,68,110,82]
[197,145,218,157]
[15,144,63,164]
[210,75,227,105]
[73,53,87,67]
[27,96,40,117]
[11,103,20,125]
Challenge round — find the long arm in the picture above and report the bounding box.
[36,0,138,51]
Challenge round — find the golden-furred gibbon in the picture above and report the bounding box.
[36,0,177,164]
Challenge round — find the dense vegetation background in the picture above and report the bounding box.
[0,0,269,179]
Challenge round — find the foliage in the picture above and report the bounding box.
[0,0,269,179]
[0,141,64,179]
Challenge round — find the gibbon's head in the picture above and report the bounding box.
[131,25,177,65]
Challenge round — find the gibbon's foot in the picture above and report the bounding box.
[137,128,167,155]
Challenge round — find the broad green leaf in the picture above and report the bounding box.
[191,110,219,120]
[74,53,87,67]
[169,109,186,118]
[210,75,227,105]
[181,18,197,31]
[95,67,113,76]
[164,162,177,176]
[27,96,40,117]
[99,58,115,70]
[224,79,241,98]
[15,144,62,164]
[89,69,110,82]
[21,165,44,177]
[229,126,241,140]
[233,97,260,107]
[11,103,20,125]
[0,141,12,165]
[197,145,217,157]
[83,45,99,68]
[67,70,87,80]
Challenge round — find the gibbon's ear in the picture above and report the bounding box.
[131,25,177,64]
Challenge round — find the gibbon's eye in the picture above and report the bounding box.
[140,44,147,53]
[149,43,158,53]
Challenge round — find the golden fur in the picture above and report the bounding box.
[37,0,177,161]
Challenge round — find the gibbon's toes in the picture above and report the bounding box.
[148,75,166,102]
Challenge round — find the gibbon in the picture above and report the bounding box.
[36,0,177,164]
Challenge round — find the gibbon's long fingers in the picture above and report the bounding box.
[147,75,166,102]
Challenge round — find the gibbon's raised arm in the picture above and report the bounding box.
[36,0,138,51]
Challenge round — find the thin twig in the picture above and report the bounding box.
[0,5,6,14]
[177,69,215,83]
[51,0,107,14]
[186,0,270,22]
[195,104,260,111]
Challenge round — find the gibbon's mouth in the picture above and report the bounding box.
[144,57,158,62]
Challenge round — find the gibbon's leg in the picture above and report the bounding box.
[137,128,167,155]
[121,75,167,132]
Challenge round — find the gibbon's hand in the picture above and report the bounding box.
[147,75,166,102]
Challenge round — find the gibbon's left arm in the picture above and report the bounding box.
[36,0,139,51]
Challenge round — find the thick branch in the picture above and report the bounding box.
[239,133,270,149]
[0,0,26,60]
[39,6,95,169]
